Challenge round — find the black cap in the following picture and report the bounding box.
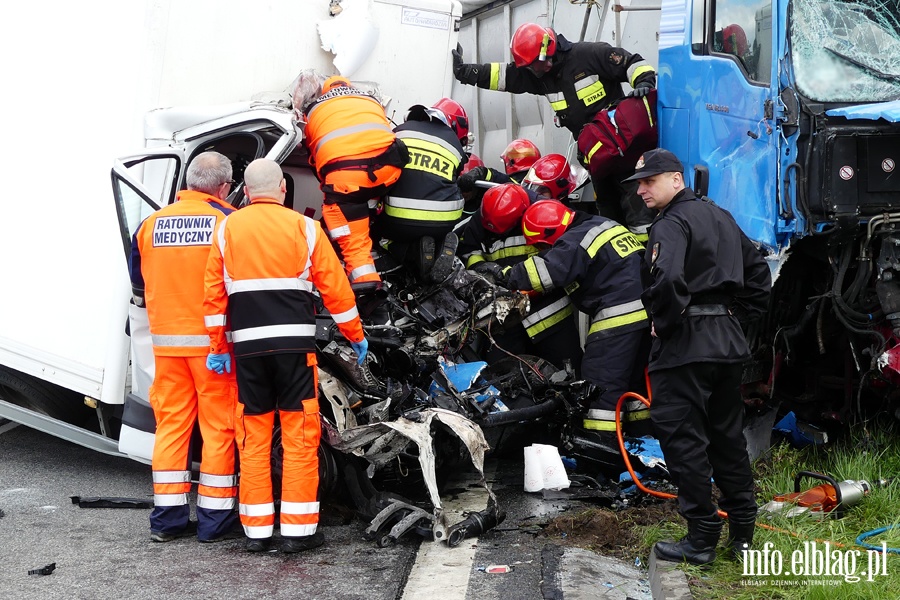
[622,148,684,182]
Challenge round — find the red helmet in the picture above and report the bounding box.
[522,200,575,246]
[461,152,484,175]
[432,98,469,144]
[522,154,575,200]
[722,24,749,56]
[501,139,541,175]
[479,184,532,235]
[510,23,557,68]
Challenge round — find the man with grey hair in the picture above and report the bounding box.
[204,159,367,553]
[130,151,240,543]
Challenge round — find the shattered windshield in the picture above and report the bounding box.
[791,0,900,102]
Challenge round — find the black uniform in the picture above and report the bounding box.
[456,167,515,217]
[456,191,582,371]
[460,34,655,136]
[641,188,771,522]
[375,118,465,242]
[456,34,657,240]
[507,212,651,430]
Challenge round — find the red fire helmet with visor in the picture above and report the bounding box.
[522,154,575,200]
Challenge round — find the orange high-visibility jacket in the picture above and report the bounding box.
[304,87,399,193]
[131,190,234,357]
[204,199,364,357]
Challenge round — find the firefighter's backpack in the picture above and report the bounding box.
[577,89,658,180]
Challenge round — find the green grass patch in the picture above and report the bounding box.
[638,423,900,599]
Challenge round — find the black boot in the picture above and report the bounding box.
[726,511,758,560]
[429,232,459,283]
[654,517,723,566]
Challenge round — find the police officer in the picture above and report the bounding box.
[457,184,583,371]
[503,200,652,471]
[628,149,771,565]
[130,151,239,543]
[204,159,367,553]
[452,23,657,230]
[373,99,468,283]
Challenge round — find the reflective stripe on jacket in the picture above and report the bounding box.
[305,87,398,193]
[131,190,233,356]
[379,119,465,239]
[204,199,364,357]
[507,212,649,344]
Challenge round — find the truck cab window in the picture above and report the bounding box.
[712,0,771,84]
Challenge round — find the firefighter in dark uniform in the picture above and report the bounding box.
[457,184,583,372]
[502,200,652,469]
[629,149,771,565]
[452,22,657,232]
[373,99,467,283]
[456,139,542,209]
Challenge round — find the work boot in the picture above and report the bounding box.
[198,522,244,544]
[282,531,325,553]
[429,232,459,283]
[245,537,272,553]
[654,517,723,566]
[149,520,197,543]
[726,511,758,560]
[417,236,436,280]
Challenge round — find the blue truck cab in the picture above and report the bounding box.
[657,0,900,425]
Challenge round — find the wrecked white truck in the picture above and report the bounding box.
[0,0,609,546]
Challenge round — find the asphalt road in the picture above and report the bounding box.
[0,423,650,600]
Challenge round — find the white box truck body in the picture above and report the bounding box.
[0,0,463,458]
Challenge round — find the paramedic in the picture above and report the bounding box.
[130,151,239,543]
[204,159,367,553]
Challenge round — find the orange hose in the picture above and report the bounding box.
[614,369,728,519]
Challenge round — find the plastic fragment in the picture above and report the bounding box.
[28,563,56,576]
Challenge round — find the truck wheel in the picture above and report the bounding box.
[0,365,88,425]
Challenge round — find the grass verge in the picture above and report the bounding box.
[545,421,900,599]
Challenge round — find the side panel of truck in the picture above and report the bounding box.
[453,0,661,173]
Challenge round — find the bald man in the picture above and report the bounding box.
[204,159,367,553]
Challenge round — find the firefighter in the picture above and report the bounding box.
[204,159,367,553]
[503,200,652,463]
[452,23,656,236]
[457,139,542,216]
[292,71,408,288]
[130,151,239,543]
[457,184,583,371]
[373,99,468,283]
[629,149,771,565]
[521,153,577,202]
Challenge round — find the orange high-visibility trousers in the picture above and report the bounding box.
[148,355,237,538]
[235,352,321,540]
[321,202,380,284]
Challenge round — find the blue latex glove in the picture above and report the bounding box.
[350,339,369,365]
[206,352,232,375]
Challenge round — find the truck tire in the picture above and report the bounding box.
[0,365,89,425]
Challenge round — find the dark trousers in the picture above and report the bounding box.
[649,362,756,521]
[591,175,655,233]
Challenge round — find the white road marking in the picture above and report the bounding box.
[400,466,494,600]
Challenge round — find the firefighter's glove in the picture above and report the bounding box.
[457,166,488,193]
[452,44,479,85]
[206,352,232,375]
[630,82,653,98]
[472,261,509,286]
[351,339,369,365]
